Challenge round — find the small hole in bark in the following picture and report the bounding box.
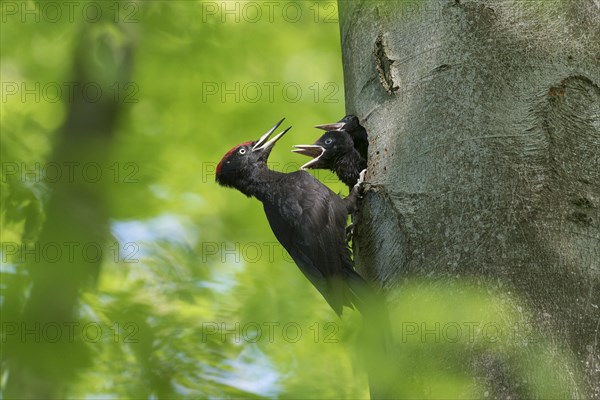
[571,197,593,208]
[570,211,592,226]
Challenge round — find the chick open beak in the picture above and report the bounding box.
[291,144,325,170]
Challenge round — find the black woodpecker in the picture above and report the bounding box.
[315,114,368,160]
[292,130,367,189]
[215,118,371,316]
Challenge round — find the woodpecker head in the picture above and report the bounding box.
[292,130,355,170]
[216,118,290,189]
[314,114,360,132]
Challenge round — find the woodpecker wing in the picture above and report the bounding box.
[262,171,354,315]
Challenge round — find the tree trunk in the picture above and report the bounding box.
[339,0,600,398]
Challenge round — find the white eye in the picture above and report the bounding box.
[324,138,333,145]
[239,148,247,155]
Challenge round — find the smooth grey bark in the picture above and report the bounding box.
[339,0,600,398]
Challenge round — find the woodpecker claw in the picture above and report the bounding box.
[353,169,367,197]
[357,169,367,186]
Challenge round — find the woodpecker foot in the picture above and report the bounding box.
[354,169,367,196]
[357,169,367,185]
[345,169,367,213]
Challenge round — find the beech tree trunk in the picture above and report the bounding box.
[339,1,600,398]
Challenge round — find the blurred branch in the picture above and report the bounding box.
[4,20,136,399]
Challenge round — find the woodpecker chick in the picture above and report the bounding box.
[292,130,367,189]
[315,114,368,160]
[216,119,371,316]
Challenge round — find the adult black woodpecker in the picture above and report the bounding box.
[315,114,368,160]
[291,130,366,189]
[215,118,371,316]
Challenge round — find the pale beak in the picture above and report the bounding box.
[314,122,346,131]
[291,144,325,170]
[253,118,290,152]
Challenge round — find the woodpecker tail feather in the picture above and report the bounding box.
[345,270,392,343]
[345,269,373,313]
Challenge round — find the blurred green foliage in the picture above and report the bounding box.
[0,1,583,398]
[1,1,367,398]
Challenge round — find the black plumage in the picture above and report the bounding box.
[315,114,369,160]
[292,130,367,189]
[216,119,371,316]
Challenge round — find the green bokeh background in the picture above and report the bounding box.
[0,1,583,398]
[1,1,368,398]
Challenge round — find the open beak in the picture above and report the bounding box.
[314,122,346,131]
[291,144,325,170]
[253,118,291,152]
